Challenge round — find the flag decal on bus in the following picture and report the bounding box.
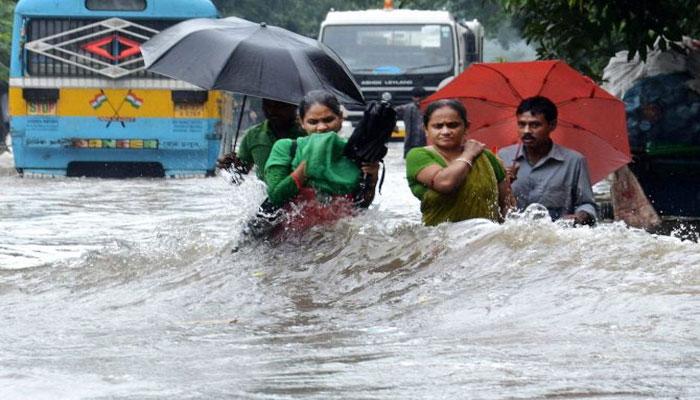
[125,92,143,108]
[90,93,108,109]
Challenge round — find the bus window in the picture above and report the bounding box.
[85,0,146,11]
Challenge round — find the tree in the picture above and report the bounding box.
[213,0,385,38]
[501,0,700,79]
[1,0,17,87]
[212,0,514,39]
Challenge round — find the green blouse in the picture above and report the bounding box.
[264,132,361,206]
[237,120,306,180]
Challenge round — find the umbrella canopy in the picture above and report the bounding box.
[423,60,631,183]
[141,17,364,106]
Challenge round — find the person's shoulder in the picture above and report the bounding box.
[240,121,266,144]
[497,144,518,158]
[482,150,506,173]
[406,146,430,159]
[272,137,294,149]
[483,149,500,162]
[553,143,585,162]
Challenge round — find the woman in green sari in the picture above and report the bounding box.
[405,99,515,225]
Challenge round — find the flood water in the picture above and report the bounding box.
[1,143,699,399]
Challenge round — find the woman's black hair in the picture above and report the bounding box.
[423,99,468,127]
[298,90,342,120]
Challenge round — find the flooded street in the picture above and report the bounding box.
[1,143,699,399]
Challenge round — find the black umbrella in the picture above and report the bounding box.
[141,17,364,107]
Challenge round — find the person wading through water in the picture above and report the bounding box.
[405,99,515,225]
[498,96,596,226]
[217,98,306,181]
[262,90,381,235]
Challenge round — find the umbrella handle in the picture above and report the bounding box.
[232,95,248,153]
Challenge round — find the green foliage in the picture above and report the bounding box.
[402,0,511,40]
[212,0,513,39]
[1,0,17,87]
[213,0,387,38]
[501,0,700,80]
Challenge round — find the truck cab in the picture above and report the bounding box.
[319,6,483,137]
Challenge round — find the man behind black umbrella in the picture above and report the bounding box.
[217,98,306,180]
[395,86,427,158]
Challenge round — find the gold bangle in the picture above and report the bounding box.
[455,158,473,168]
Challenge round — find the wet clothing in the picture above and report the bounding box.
[406,148,505,225]
[395,101,426,158]
[237,120,306,180]
[498,143,596,220]
[276,187,355,234]
[264,132,361,207]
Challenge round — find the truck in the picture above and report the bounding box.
[318,1,483,138]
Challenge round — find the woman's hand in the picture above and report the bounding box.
[505,162,520,183]
[217,152,250,173]
[290,161,307,188]
[461,139,485,161]
[360,162,380,183]
[356,161,380,207]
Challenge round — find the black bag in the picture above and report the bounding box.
[343,100,397,165]
[343,100,397,206]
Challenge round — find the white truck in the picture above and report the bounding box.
[319,2,483,138]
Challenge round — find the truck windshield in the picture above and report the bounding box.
[322,24,454,74]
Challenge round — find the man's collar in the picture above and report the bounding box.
[521,141,565,165]
[548,143,566,162]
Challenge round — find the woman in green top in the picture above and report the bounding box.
[263,90,379,232]
[405,99,515,225]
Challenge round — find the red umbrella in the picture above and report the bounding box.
[422,60,631,183]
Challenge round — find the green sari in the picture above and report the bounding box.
[405,147,504,225]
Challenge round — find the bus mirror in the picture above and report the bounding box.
[23,88,59,102]
[172,90,208,104]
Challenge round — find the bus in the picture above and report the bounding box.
[319,2,483,138]
[8,0,233,177]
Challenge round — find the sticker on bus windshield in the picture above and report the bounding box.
[70,138,158,149]
[28,102,57,115]
[175,104,205,118]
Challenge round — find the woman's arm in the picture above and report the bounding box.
[266,164,301,206]
[490,154,516,221]
[497,178,516,221]
[415,140,485,194]
[356,162,380,207]
[264,140,305,207]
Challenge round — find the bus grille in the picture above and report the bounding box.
[24,18,176,79]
